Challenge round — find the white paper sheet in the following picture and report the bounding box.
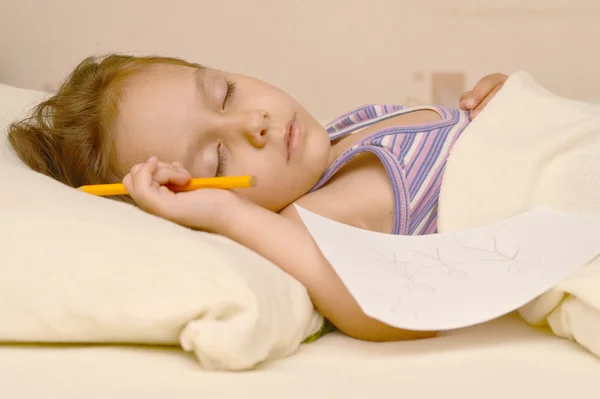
[295,205,600,331]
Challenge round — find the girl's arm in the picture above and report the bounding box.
[225,202,437,342]
[122,158,437,341]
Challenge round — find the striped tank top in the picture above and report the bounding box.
[310,104,470,235]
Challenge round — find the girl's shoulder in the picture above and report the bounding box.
[284,150,396,235]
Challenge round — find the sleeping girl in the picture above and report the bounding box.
[8,54,508,342]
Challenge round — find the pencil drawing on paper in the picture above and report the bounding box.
[457,236,540,274]
[411,247,469,278]
[296,202,600,331]
[365,231,545,323]
[367,249,428,321]
[369,235,540,297]
[372,248,436,294]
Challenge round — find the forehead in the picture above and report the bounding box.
[114,65,199,167]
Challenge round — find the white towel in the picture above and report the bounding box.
[438,71,600,357]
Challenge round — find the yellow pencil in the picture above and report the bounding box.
[79,175,257,197]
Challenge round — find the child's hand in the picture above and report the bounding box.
[459,73,508,120]
[123,156,247,233]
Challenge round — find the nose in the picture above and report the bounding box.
[224,110,269,148]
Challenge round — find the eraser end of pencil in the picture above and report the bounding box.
[250,176,258,187]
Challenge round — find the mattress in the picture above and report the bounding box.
[1,313,599,399]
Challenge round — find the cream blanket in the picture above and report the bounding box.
[438,72,600,357]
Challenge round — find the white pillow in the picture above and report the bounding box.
[0,83,324,371]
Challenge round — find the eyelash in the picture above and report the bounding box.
[215,79,235,176]
[215,143,228,177]
[222,80,237,109]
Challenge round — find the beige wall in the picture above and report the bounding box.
[1,0,599,121]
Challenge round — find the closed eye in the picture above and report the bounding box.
[222,81,237,109]
[215,143,228,177]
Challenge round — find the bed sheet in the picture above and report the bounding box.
[1,313,599,399]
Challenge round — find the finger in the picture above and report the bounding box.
[470,84,502,119]
[156,161,187,175]
[129,164,170,213]
[465,78,496,109]
[123,173,133,193]
[459,91,472,109]
[459,90,471,103]
[159,185,172,196]
[463,73,506,110]
[171,161,192,178]
[154,161,179,178]
[130,157,159,193]
[489,72,508,85]
[154,162,191,185]
[127,161,149,192]
[153,165,191,186]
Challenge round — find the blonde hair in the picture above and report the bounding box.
[8,54,202,202]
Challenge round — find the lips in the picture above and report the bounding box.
[285,114,300,161]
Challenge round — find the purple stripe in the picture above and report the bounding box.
[408,116,469,231]
[411,113,468,196]
[407,126,451,192]
[410,181,443,234]
[311,104,470,237]
[393,131,416,158]
[409,119,469,230]
[404,130,436,178]
[420,210,438,234]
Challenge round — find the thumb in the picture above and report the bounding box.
[459,90,474,110]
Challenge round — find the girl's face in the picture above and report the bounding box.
[115,64,331,211]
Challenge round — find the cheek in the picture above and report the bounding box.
[230,153,272,179]
[229,154,274,191]
[230,159,295,210]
